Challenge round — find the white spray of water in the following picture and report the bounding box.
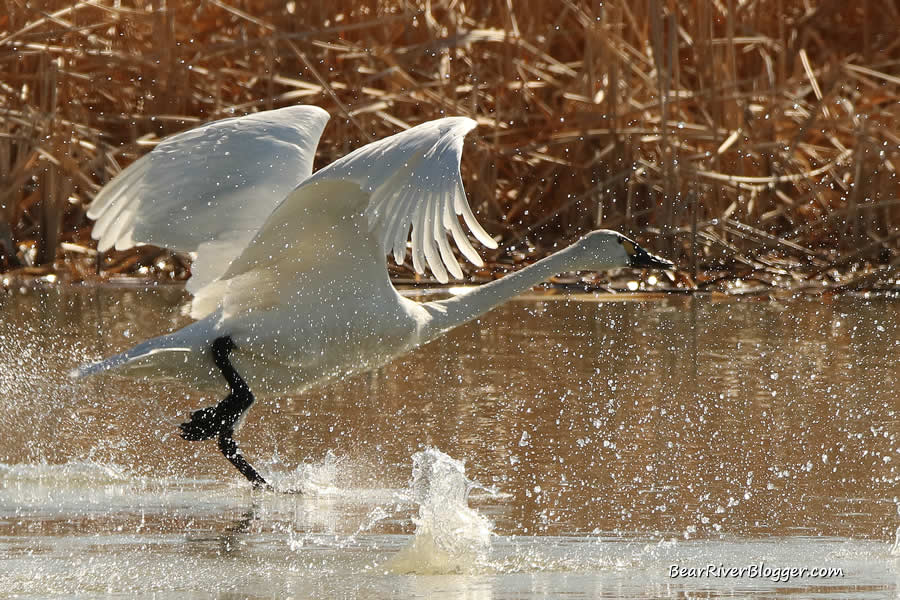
[387,447,493,574]
[270,450,344,495]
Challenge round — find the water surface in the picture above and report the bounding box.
[0,286,897,598]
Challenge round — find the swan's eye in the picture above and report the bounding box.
[621,239,636,256]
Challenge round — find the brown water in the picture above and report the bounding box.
[0,285,897,598]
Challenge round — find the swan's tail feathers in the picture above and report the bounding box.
[70,312,220,381]
[68,332,195,380]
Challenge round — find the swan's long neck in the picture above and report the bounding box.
[421,242,594,340]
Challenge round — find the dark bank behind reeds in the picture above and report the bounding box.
[1,0,899,290]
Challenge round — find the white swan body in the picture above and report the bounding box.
[76,106,672,398]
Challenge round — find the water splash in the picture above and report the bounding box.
[270,450,343,495]
[387,447,493,574]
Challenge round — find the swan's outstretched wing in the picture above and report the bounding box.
[318,116,498,281]
[87,105,330,306]
[209,117,496,317]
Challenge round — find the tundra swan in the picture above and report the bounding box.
[75,106,673,488]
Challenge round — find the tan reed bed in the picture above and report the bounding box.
[1,0,899,291]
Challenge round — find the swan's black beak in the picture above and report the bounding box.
[628,244,675,270]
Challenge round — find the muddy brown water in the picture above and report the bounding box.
[0,286,897,598]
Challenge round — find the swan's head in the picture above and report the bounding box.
[576,230,675,271]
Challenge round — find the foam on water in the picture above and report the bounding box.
[387,447,493,574]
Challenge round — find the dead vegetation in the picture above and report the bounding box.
[1,0,899,292]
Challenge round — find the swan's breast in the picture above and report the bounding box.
[226,287,427,392]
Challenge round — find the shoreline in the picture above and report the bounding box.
[3,258,897,298]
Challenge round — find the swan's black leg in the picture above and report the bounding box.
[217,433,269,489]
[179,336,271,490]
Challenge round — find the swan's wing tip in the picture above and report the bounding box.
[272,104,331,127]
[309,105,331,120]
[69,362,106,379]
[451,116,478,131]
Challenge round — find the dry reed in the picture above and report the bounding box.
[1,0,899,290]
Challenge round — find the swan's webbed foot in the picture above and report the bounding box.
[179,335,273,491]
[179,404,228,441]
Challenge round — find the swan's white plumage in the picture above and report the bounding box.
[74,105,673,473]
[76,107,507,386]
[88,105,330,315]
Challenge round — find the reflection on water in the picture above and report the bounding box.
[0,286,897,598]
